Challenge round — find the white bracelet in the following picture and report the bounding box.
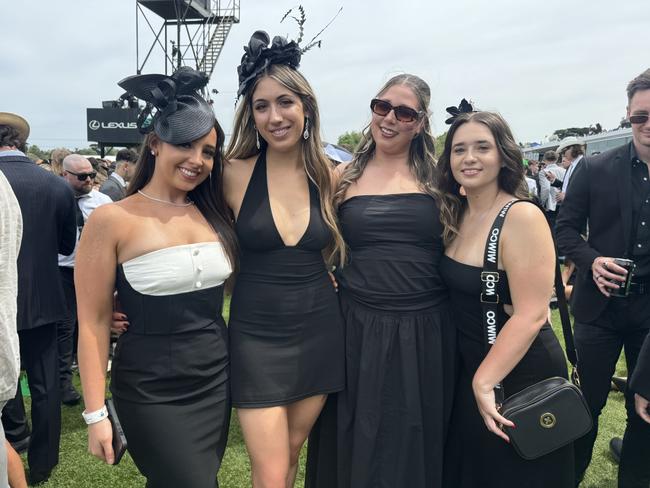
[82,405,108,425]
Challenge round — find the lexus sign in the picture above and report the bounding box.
[86,108,143,145]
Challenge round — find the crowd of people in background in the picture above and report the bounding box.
[0,25,649,488]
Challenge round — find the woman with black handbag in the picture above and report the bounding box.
[437,111,576,487]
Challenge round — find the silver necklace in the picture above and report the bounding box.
[137,190,194,207]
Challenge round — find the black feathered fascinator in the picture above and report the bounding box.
[445,98,475,125]
[118,66,215,144]
[236,6,342,97]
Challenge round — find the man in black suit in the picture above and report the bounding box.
[0,112,76,484]
[98,148,137,201]
[556,69,650,488]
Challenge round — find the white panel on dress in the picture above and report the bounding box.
[122,242,232,296]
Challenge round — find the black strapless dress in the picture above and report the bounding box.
[440,256,574,487]
[111,242,232,488]
[228,151,345,407]
[307,194,456,488]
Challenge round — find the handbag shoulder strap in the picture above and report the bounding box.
[480,200,522,404]
[480,199,578,405]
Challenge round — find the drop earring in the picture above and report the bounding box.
[256,129,261,149]
[303,118,310,140]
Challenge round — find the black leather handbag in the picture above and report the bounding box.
[480,200,592,460]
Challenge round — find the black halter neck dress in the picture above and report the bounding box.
[228,151,345,407]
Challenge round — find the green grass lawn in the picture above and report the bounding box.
[23,308,625,487]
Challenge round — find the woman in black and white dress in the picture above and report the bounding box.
[77,68,238,487]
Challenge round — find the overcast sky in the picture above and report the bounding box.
[3,0,648,149]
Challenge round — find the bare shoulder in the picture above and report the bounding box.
[502,200,553,258]
[225,156,257,175]
[504,201,546,229]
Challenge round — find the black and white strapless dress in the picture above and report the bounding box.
[111,242,232,488]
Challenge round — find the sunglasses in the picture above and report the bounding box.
[66,170,97,181]
[370,99,423,123]
[629,112,649,124]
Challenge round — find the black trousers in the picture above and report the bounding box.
[57,266,77,389]
[1,325,61,475]
[573,295,650,488]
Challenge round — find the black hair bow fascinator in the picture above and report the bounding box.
[118,66,215,144]
[445,98,475,125]
[237,31,302,97]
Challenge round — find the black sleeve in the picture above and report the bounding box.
[550,178,563,189]
[555,160,600,269]
[630,333,650,400]
[58,185,77,256]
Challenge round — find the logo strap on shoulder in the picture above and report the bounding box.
[481,199,581,405]
[481,199,527,405]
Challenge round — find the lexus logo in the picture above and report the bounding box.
[88,120,137,130]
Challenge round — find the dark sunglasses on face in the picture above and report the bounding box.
[629,112,649,124]
[66,170,97,181]
[370,98,423,123]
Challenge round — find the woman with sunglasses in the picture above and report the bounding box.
[223,30,346,487]
[76,67,238,487]
[307,74,455,488]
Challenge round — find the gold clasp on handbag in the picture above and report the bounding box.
[540,412,556,429]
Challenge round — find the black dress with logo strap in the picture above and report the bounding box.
[229,150,345,407]
[306,194,456,488]
[440,212,574,487]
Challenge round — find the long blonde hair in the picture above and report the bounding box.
[334,74,439,207]
[226,64,345,266]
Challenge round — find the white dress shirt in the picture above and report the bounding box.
[561,155,583,194]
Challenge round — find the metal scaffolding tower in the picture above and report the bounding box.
[136,0,240,79]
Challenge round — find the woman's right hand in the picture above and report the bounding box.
[88,418,115,464]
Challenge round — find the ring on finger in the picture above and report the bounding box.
[603,261,609,270]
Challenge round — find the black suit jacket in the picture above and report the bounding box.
[0,155,76,330]
[631,333,650,400]
[556,142,635,323]
[98,174,124,201]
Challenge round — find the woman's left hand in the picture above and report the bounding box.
[472,381,514,443]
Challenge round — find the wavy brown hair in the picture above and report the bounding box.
[436,111,529,246]
[226,63,345,266]
[333,74,438,208]
[128,121,239,271]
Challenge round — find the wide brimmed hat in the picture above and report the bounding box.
[118,67,215,145]
[0,112,30,143]
[557,136,584,154]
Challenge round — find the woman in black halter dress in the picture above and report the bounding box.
[229,150,344,407]
[224,32,346,486]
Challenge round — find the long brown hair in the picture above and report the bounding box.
[128,121,239,270]
[334,74,438,207]
[436,111,529,246]
[226,64,345,266]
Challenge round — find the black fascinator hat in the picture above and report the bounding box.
[237,31,302,97]
[445,98,475,125]
[118,66,215,145]
[236,6,342,98]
